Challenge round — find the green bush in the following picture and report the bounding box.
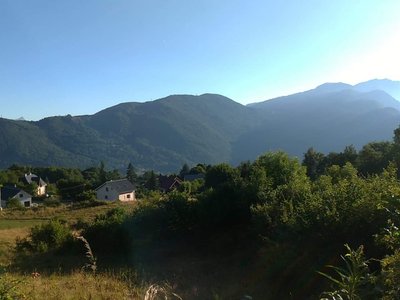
[75,190,96,202]
[381,250,400,299]
[43,197,61,207]
[6,198,24,210]
[0,274,23,300]
[83,208,130,255]
[16,219,73,253]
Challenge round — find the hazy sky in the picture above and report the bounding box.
[1,0,400,120]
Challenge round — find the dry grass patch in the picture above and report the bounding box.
[0,201,137,225]
[0,227,30,265]
[9,271,145,300]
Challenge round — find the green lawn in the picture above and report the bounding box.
[0,219,44,230]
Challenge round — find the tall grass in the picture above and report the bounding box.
[12,271,145,300]
[144,284,183,300]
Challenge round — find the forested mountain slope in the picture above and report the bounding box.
[1,80,400,172]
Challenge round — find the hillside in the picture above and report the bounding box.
[0,94,258,172]
[1,80,400,172]
[240,81,400,161]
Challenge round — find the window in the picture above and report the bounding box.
[105,195,108,199]
[19,193,23,198]
[127,194,130,199]
[106,187,109,192]
[24,201,30,207]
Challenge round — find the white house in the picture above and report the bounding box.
[95,178,135,201]
[0,186,32,208]
[21,173,47,196]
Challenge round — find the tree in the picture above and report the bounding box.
[146,171,159,191]
[358,142,393,175]
[126,163,137,183]
[25,182,39,197]
[179,163,190,178]
[302,147,325,180]
[99,161,107,183]
[393,125,400,145]
[189,163,207,175]
[204,163,239,190]
[255,151,308,188]
[342,145,358,166]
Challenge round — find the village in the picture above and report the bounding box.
[0,164,206,210]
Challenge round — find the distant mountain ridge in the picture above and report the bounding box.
[354,79,400,100]
[1,79,400,172]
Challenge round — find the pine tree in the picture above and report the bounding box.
[127,163,137,183]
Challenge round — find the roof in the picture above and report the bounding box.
[158,175,182,192]
[22,173,47,186]
[1,186,31,201]
[95,178,135,194]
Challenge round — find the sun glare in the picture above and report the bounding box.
[329,21,400,83]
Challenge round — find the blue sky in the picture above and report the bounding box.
[1,0,400,120]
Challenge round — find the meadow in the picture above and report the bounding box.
[0,202,150,300]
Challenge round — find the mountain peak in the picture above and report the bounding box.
[354,79,400,100]
[314,82,353,93]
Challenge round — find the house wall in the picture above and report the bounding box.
[118,191,135,202]
[96,185,119,201]
[16,191,32,207]
[37,185,46,196]
[0,189,31,208]
[96,184,136,201]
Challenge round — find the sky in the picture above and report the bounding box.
[1,0,400,120]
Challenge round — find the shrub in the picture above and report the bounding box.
[16,219,73,253]
[381,250,400,299]
[6,198,24,210]
[75,190,96,202]
[83,208,130,255]
[43,197,61,207]
[0,273,24,300]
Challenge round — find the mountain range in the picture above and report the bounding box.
[1,79,400,172]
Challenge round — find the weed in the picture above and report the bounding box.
[144,283,182,300]
[0,273,24,300]
[76,235,97,274]
[318,244,376,300]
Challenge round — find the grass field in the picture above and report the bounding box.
[0,201,299,299]
[0,202,136,265]
[0,201,136,222]
[0,202,153,300]
[1,271,145,300]
[0,202,261,299]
